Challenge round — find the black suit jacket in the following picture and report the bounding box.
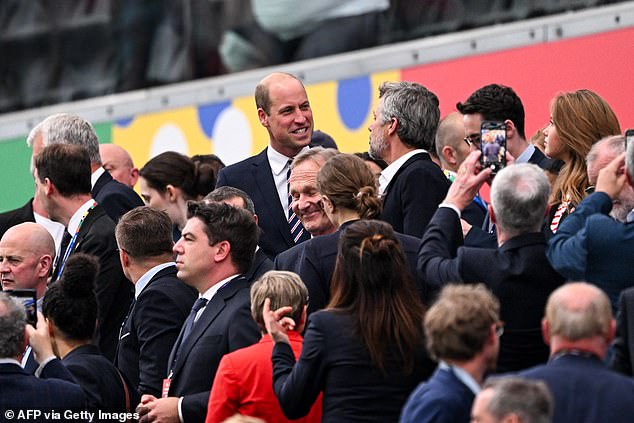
[0,198,35,238]
[216,148,310,258]
[418,207,565,372]
[611,287,634,376]
[116,265,197,397]
[244,248,274,283]
[92,170,143,222]
[381,152,450,238]
[42,345,131,414]
[274,241,308,275]
[68,204,134,361]
[166,275,260,422]
[0,362,85,416]
[298,220,426,315]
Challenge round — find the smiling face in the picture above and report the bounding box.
[259,76,313,158]
[289,159,334,236]
[173,217,216,290]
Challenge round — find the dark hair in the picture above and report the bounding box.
[191,154,225,189]
[456,84,526,140]
[42,254,99,341]
[328,220,425,373]
[186,201,258,274]
[204,186,255,215]
[353,152,388,170]
[35,144,91,196]
[317,154,382,219]
[139,152,214,200]
[115,207,174,259]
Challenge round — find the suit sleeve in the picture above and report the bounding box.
[463,225,497,248]
[272,315,327,419]
[298,244,330,315]
[98,190,143,222]
[547,192,612,280]
[205,355,241,423]
[417,207,464,289]
[400,396,469,423]
[610,289,633,376]
[135,289,188,396]
[400,167,449,238]
[215,168,228,188]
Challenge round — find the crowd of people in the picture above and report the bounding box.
[0,71,633,423]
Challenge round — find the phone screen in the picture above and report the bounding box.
[625,129,634,148]
[8,289,37,327]
[480,121,507,173]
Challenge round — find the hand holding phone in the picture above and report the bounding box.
[480,121,507,174]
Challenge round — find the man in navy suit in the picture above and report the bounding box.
[419,156,564,372]
[28,113,143,222]
[115,207,197,398]
[0,292,85,416]
[137,202,260,423]
[34,144,133,361]
[611,286,634,376]
[216,72,313,259]
[369,81,449,237]
[519,282,634,423]
[400,284,502,423]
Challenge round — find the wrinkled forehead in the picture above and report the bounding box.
[289,168,319,191]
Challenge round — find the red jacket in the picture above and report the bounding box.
[205,332,322,423]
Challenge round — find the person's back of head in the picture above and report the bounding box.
[140,151,214,201]
[317,154,382,220]
[490,163,550,237]
[42,254,99,342]
[379,81,440,150]
[250,270,309,334]
[204,186,256,216]
[115,207,174,261]
[475,377,553,423]
[329,219,424,373]
[35,143,92,197]
[456,84,526,140]
[435,112,470,172]
[0,292,26,360]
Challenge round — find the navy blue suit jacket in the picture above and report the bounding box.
[245,248,274,283]
[92,170,143,222]
[547,192,634,312]
[273,241,308,275]
[610,286,634,376]
[166,275,260,423]
[381,152,449,238]
[419,207,564,372]
[116,265,197,397]
[400,367,474,423]
[0,198,35,238]
[68,204,134,361]
[272,310,435,422]
[520,354,634,423]
[0,361,85,417]
[297,220,426,315]
[216,148,310,259]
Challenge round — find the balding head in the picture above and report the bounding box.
[0,223,55,298]
[436,112,470,172]
[99,144,139,188]
[544,282,614,357]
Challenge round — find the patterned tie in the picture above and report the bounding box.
[287,160,305,243]
[173,297,208,367]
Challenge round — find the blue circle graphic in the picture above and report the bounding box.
[337,76,372,130]
[197,101,231,138]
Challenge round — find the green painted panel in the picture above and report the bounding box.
[0,136,33,213]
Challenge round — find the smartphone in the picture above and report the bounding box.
[480,121,507,173]
[625,129,634,148]
[8,289,37,327]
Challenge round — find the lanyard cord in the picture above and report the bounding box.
[56,201,97,280]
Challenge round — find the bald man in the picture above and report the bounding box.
[435,112,471,177]
[0,222,55,301]
[100,143,139,188]
[217,72,314,258]
[519,282,634,423]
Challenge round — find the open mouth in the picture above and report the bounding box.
[292,128,308,135]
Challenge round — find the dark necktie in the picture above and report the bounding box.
[52,231,72,282]
[173,297,208,367]
[286,160,305,243]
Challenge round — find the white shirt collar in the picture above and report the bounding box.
[379,149,427,195]
[194,274,240,321]
[515,143,535,164]
[91,166,106,189]
[267,146,294,176]
[0,358,21,366]
[439,361,481,395]
[135,262,176,299]
[67,199,96,235]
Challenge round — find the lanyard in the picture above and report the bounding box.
[56,201,97,280]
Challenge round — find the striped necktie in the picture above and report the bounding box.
[287,160,305,243]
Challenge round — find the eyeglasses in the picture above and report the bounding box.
[495,324,504,338]
[464,134,481,148]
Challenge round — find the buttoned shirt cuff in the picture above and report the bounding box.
[178,397,184,423]
[35,355,57,377]
[438,203,461,218]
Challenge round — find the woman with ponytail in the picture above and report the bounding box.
[295,153,427,314]
[264,220,435,422]
[139,151,217,239]
[30,254,133,415]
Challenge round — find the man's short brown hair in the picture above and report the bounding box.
[250,271,308,332]
[115,207,174,259]
[425,284,500,361]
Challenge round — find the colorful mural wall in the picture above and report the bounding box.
[1,27,633,212]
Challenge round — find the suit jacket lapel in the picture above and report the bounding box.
[91,171,111,198]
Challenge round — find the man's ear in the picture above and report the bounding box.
[38,254,53,278]
[542,318,551,346]
[213,240,231,263]
[442,145,456,166]
[386,118,398,137]
[258,109,269,127]
[43,178,55,197]
[488,204,496,224]
[504,119,517,139]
